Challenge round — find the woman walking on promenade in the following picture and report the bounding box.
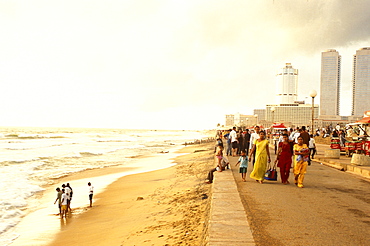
[293,136,310,188]
[249,131,271,184]
[275,134,293,184]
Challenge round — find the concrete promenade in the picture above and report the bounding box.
[207,156,255,246]
[314,143,370,179]
[206,142,370,245]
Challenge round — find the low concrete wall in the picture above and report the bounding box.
[351,154,370,166]
[324,149,340,159]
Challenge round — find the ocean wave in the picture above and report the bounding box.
[79,151,104,156]
[5,134,67,139]
[96,139,130,143]
[0,158,41,166]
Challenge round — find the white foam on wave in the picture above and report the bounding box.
[0,163,44,242]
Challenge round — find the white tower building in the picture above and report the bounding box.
[276,63,298,104]
[320,49,341,116]
[352,47,370,116]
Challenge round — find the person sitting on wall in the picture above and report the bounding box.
[205,156,230,184]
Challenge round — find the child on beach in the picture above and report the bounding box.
[235,150,248,181]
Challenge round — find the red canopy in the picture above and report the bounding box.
[271,123,287,129]
[356,117,370,124]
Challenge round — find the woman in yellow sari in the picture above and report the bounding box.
[249,131,271,183]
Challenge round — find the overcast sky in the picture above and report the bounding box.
[1,0,369,130]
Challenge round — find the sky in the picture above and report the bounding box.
[0,0,369,130]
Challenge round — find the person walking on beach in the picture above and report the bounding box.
[293,136,310,188]
[249,125,261,166]
[88,182,94,207]
[235,150,248,182]
[230,127,238,157]
[275,134,293,184]
[54,187,62,215]
[66,183,73,209]
[249,131,271,184]
[62,184,72,212]
[60,189,68,218]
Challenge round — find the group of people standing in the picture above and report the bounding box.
[214,125,317,188]
[54,182,94,218]
[54,183,73,218]
[223,127,251,157]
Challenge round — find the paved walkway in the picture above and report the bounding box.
[206,142,370,245]
[314,143,370,179]
[207,155,255,246]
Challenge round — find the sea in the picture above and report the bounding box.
[0,127,211,245]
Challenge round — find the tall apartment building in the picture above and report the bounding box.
[320,49,341,116]
[276,63,298,104]
[352,47,370,116]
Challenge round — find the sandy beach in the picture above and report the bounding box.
[11,142,215,246]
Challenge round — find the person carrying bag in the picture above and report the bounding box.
[265,161,278,181]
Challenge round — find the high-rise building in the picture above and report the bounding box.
[352,47,370,116]
[320,49,341,116]
[276,63,298,104]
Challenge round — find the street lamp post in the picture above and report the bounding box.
[309,90,317,133]
[254,114,258,126]
[271,106,275,125]
[270,106,276,152]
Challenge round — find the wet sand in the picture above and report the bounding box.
[11,143,215,246]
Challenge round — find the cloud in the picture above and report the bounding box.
[0,0,369,129]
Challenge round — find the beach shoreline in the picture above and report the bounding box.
[9,142,215,246]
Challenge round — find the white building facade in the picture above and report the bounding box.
[352,47,370,116]
[266,103,319,129]
[276,63,298,104]
[320,49,341,116]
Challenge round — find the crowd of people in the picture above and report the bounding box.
[209,125,318,188]
[53,182,94,218]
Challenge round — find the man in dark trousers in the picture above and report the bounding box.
[244,129,251,155]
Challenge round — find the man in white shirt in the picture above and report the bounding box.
[229,127,238,157]
[88,182,94,207]
[60,189,68,218]
[294,129,302,143]
[62,184,72,212]
[278,129,289,143]
[249,125,261,166]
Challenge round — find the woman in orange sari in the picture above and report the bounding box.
[293,136,310,188]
